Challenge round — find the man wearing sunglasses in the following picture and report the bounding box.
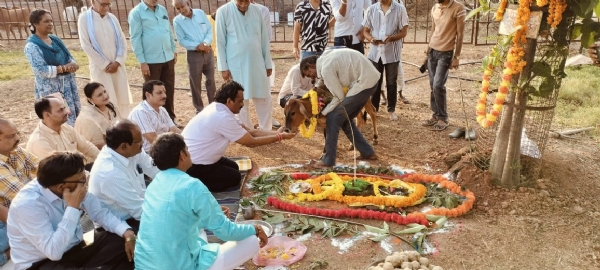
[7,152,136,270]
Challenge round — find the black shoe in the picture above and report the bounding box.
[448,127,466,138]
[465,128,476,141]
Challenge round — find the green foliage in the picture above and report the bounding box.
[250,170,291,197]
[425,183,463,209]
[567,0,600,48]
[343,179,371,193]
[332,165,396,176]
[262,213,359,238]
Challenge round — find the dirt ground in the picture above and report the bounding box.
[1,40,599,270]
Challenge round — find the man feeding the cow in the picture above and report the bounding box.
[297,48,380,168]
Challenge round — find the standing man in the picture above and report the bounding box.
[363,0,408,120]
[216,0,273,130]
[79,0,133,116]
[173,0,216,114]
[331,0,370,53]
[0,118,39,267]
[128,0,178,123]
[293,0,334,60]
[300,49,380,167]
[423,0,466,131]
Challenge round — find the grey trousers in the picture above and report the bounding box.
[187,50,216,113]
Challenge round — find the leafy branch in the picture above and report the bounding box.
[250,170,292,197]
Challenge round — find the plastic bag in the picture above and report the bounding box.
[252,235,307,266]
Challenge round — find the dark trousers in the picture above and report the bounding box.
[187,157,241,192]
[322,85,377,166]
[187,50,216,113]
[370,59,399,112]
[427,49,453,122]
[333,36,365,54]
[144,59,176,120]
[28,231,133,270]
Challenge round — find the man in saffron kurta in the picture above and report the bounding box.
[78,0,133,116]
[216,0,273,130]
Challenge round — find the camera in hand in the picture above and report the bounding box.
[419,63,427,73]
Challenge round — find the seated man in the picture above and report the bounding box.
[26,96,99,169]
[0,118,39,267]
[89,120,160,232]
[134,132,268,270]
[182,81,296,192]
[277,63,314,108]
[300,49,380,167]
[128,80,181,153]
[7,152,136,270]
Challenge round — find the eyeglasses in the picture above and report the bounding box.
[63,171,89,184]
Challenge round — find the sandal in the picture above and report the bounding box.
[431,121,449,131]
[356,154,379,161]
[422,118,437,127]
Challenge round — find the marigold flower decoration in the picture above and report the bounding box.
[547,0,567,28]
[401,174,476,218]
[495,0,508,21]
[478,0,532,128]
[299,90,319,138]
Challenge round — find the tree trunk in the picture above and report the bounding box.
[498,37,538,187]
[489,87,516,182]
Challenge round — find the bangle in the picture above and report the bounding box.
[254,224,262,237]
[341,0,347,4]
[276,133,282,142]
[125,235,136,242]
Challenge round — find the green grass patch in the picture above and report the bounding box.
[555,65,600,137]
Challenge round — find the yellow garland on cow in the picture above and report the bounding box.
[294,172,427,208]
[299,90,319,138]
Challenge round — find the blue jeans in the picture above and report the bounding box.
[300,50,323,61]
[0,221,9,266]
[427,49,453,122]
[322,85,377,166]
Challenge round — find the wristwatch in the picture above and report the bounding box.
[453,55,460,60]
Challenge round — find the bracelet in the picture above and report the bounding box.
[341,0,347,4]
[254,224,262,237]
[125,235,137,242]
[276,133,282,142]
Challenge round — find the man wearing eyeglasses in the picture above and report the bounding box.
[7,152,136,270]
[0,118,39,267]
[89,120,159,232]
[78,0,133,116]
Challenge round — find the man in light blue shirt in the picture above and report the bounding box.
[135,133,267,270]
[7,152,136,270]
[128,0,178,122]
[173,0,216,114]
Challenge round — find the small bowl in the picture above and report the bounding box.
[237,220,274,237]
[364,259,385,270]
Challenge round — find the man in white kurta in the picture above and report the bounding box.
[78,0,133,116]
[216,0,273,130]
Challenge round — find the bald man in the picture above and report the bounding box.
[0,118,39,265]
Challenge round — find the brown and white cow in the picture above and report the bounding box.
[0,7,30,39]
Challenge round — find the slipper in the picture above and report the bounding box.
[448,127,465,138]
[431,121,449,131]
[399,95,411,104]
[465,128,476,141]
[357,154,379,161]
[309,160,333,169]
[422,118,437,127]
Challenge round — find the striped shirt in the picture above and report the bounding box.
[128,100,175,152]
[294,0,333,52]
[363,1,409,64]
[0,147,38,208]
[88,146,159,221]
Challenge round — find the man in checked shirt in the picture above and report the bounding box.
[0,118,39,266]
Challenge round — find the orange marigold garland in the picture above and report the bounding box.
[536,0,549,7]
[478,0,533,128]
[495,0,508,21]
[401,174,476,218]
[547,0,567,28]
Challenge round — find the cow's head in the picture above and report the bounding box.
[284,98,313,133]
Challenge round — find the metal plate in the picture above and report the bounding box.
[237,220,274,237]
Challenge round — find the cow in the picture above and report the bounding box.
[0,7,30,40]
[284,81,379,151]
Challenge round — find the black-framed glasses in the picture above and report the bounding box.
[63,171,89,184]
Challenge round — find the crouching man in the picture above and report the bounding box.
[7,152,136,270]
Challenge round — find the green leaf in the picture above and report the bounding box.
[363,224,388,234]
[369,234,390,242]
[531,61,553,79]
[466,6,483,20]
[382,221,389,232]
[263,213,287,224]
[435,217,448,227]
[580,19,598,48]
[596,0,600,17]
[571,24,583,40]
[568,0,599,17]
[536,78,556,98]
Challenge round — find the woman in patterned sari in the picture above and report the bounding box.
[24,9,81,126]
